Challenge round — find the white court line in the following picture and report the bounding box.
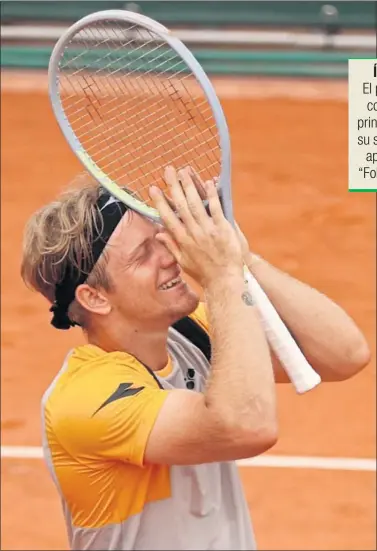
[1,446,375,471]
[238,455,376,471]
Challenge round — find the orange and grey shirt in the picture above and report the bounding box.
[41,305,256,550]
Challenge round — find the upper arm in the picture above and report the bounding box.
[270,348,345,383]
[144,389,276,465]
[56,380,275,468]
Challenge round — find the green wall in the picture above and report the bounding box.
[1,1,374,28]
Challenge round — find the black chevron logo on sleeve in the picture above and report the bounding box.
[92,382,145,416]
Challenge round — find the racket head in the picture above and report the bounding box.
[48,9,232,224]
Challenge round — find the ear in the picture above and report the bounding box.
[75,284,112,317]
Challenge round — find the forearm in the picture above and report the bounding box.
[204,270,277,430]
[247,254,371,380]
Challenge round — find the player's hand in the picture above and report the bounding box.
[186,169,252,263]
[149,166,244,286]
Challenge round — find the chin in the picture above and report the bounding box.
[168,285,200,322]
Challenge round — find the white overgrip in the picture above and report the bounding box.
[243,267,321,394]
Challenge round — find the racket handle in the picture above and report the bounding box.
[243,266,321,394]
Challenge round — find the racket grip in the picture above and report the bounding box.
[243,267,321,394]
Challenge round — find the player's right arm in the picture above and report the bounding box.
[145,270,277,465]
[145,166,277,465]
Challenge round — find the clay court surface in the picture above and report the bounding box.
[1,71,376,550]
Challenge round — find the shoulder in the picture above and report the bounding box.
[46,344,159,400]
[43,345,169,466]
[43,345,164,438]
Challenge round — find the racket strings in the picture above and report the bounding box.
[61,28,213,167]
[69,74,200,145]
[58,20,221,204]
[82,27,208,164]
[81,96,214,168]
[62,73,216,183]
[92,114,216,177]
[78,32,130,182]
[83,29,143,183]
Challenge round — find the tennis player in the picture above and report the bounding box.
[21,166,370,550]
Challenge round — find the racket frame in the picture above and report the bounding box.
[48,9,321,394]
[48,9,233,224]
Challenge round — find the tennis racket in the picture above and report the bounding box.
[47,9,321,394]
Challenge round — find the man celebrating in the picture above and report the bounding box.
[21,166,370,550]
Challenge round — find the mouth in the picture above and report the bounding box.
[158,275,184,291]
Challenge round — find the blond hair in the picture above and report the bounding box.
[21,174,114,328]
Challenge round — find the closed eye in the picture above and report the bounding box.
[135,247,149,263]
[134,240,155,264]
[127,226,161,266]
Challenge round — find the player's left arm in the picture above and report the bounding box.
[244,252,371,383]
[188,180,370,383]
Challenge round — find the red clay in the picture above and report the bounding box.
[1,75,375,550]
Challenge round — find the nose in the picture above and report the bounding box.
[156,237,177,268]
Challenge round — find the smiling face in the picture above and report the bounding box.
[89,211,200,330]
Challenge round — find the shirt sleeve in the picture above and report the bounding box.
[54,362,170,467]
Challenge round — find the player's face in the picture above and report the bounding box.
[104,211,199,328]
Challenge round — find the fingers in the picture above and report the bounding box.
[149,185,187,244]
[150,165,224,243]
[205,179,225,224]
[177,167,209,224]
[150,165,242,284]
[185,168,223,221]
[189,167,207,200]
[164,166,197,231]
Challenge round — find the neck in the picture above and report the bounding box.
[86,316,170,371]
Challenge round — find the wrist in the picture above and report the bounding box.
[203,265,245,289]
[245,252,263,271]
